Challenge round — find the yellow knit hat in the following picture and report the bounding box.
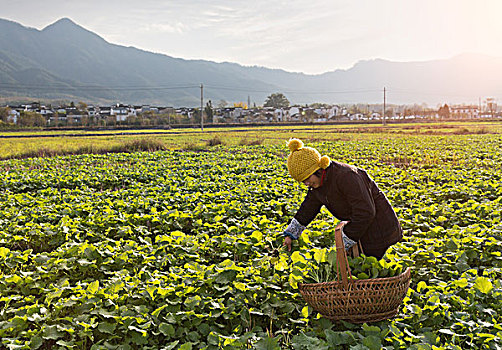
[286,138,330,182]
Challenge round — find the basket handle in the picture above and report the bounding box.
[350,240,364,257]
[334,221,353,288]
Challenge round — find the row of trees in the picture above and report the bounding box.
[0,108,47,127]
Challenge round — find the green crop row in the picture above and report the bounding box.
[0,133,501,349]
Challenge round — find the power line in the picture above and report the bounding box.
[205,85,381,95]
[0,82,383,95]
[1,81,500,100]
[389,88,502,99]
[0,83,200,92]
[0,81,382,93]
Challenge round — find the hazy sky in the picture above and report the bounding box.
[2,0,502,74]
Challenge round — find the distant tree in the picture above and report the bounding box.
[438,104,450,119]
[18,111,46,127]
[486,98,497,118]
[0,107,10,122]
[88,115,97,127]
[411,104,423,116]
[52,111,59,127]
[217,100,227,109]
[349,105,362,114]
[264,93,290,109]
[168,113,184,124]
[106,115,117,127]
[141,111,155,125]
[233,102,247,109]
[304,109,316,122]
[81,115,91,127]
[193,109,201,124]
[403,108,413,117]
[77,101,88,112]
[385,108,394,118]
[205,100,214,122]
[309,102,329,109]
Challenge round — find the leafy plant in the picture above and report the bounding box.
[0,134,501,349]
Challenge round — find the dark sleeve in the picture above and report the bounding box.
[339,170,376,241]
[293,189,323,227]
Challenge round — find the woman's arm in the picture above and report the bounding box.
[293,189,323,229]
[283,189,323,251]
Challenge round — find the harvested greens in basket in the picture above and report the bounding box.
[303,249,405,284]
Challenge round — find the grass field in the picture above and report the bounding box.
[1,121,501,160]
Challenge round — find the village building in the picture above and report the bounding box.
[111,104,136,122]
[450,105,479,119]
[0,99,498,126]
[7,109,20,124]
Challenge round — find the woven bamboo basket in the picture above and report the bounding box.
[298,223,411,323]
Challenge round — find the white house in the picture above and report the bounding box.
[349,113,365,120]
[329,105,342,118]
[287,107,301,121]
[313,106,340,119]
[39,107,53,119]
[87,106,98,117]
[7,109,19,124]
[22,102,40,112]
[232,107,244,119]
[212,113,226,123]
[176,108,195,119]
[111,104,136,122]
[274,108,285,121]
[100,107,111,118]
[219,107,244,121]
[450,105,479,119]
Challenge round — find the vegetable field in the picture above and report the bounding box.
[0,132,501,349]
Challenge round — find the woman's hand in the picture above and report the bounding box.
[283,236,293,252]
[336,220,348,229]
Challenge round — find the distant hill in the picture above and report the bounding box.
[0,17,501,106]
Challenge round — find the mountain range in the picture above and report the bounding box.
[0,17,501,107]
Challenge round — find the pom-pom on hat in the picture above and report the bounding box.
[286,138,330,182]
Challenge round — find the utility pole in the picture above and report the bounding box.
[200,83,204,131]
[383,87,386,126]
[479,97,481,118]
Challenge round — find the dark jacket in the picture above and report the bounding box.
[294,161,402,251]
